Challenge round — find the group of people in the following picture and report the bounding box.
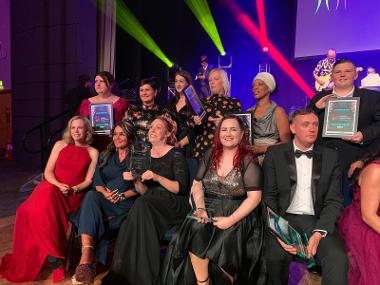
[0,58,379,285]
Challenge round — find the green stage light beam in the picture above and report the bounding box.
[185,0,226,56]
[115,0,173,67]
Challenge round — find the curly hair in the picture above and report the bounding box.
[62,115,93,145]
[210,114,256,170]
[152,115,177,146]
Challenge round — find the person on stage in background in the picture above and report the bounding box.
[161,115,266,285]
[247,72,291,164]
[339,150,380,285]
[313,48,337,91]
[102,116,190,285]
[193,67,242,159]
[166,70,198,183]
[195,55,214,99]
[0,116,98,283]
[72,121,138,285]
[123,77,163,149]
[360,66,380,90]
[309,59,380,206]
[78,71,129,151]
[263,109,347,285]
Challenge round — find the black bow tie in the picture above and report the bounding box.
[294,150,313,159]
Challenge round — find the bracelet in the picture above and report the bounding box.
[118,192,126,202]
[73,186,80,194]
[196,207,206,212]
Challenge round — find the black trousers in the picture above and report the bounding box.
[265,214,348,285]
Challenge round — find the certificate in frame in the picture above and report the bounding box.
[89,103,114,134]
[322,97,360,138]
[231,112,253,144]
[183,85,206,121]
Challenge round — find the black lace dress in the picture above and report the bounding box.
[161,150,266,285]
[102,148,191,285]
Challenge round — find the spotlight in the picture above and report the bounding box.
[218,53,232,69]
[262,46,269,52]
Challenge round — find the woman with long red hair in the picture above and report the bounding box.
[161,115,266,285]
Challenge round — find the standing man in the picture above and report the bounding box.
[263,109,347,285]
[309,58,380,205]
[195,55,213,99]
[313,48,337,91]
[64,74,93,117]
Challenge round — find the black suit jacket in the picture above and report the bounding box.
[309,87,380,168]
[262,143,343,234]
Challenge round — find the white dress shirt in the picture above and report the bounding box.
[286,141,315,215]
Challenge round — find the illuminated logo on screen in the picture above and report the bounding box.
[315,0,347,14]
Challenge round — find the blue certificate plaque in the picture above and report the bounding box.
[183,85,206,120]
[89,103,114,134]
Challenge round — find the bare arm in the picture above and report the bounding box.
[44,140,70,191]
[72,147,99,193]
[141,170,180,194]
[359,164,380,234]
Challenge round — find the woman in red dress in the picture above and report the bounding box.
[0,115,99,283]
[78,71,129,151]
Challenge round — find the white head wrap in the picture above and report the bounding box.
[253,72,276,93]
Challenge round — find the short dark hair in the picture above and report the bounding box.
[290,108,317,122]
[200,55,208,63]
[95,71,116,93]
[140,76,160,91]
[78,74,91,86]
[333,58,356,70]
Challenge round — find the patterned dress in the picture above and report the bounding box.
[193,94,242,159]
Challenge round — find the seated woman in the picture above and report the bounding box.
[102,116,190,285]
[339,153,380,285]
[247,72,290,164]
[0,116,98,283]
[72,120,139,284]
[78,71,129,150]
[161,115,266,285]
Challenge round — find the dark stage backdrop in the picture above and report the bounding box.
[115,0,380,113]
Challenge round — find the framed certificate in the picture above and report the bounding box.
[231,112,253,144]
[89,103,114,134]
[183,85,206,121]
[322,97,360,138]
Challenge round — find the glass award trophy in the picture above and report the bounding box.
[186,191,215,223]
[130,144,151,177]
[267,207,316,268]
[183,85,206,121]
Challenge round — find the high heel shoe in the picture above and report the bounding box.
[52,265,65,283]
[73,263,96,285]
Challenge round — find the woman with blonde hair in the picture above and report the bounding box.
[193,68,242,159]
[0,116,98,283]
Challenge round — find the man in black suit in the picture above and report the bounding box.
[263,109,347,285]
[195,55,214,99]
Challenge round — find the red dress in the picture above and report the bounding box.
[338,160,380,285]
[0,145,91,282]
[78,97,129,150]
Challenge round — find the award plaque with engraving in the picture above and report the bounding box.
[89,103,114,134]
[322,97,360,138]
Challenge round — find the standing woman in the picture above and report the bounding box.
[102,116,190,285]
[0,116,98,283]
[72,120,138,284]
[193,68,242,159]
[166,70,198,182]
[124,77,162,148]
[247,72,290,163]
[161,115,266,285]
[78,71,129,150]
